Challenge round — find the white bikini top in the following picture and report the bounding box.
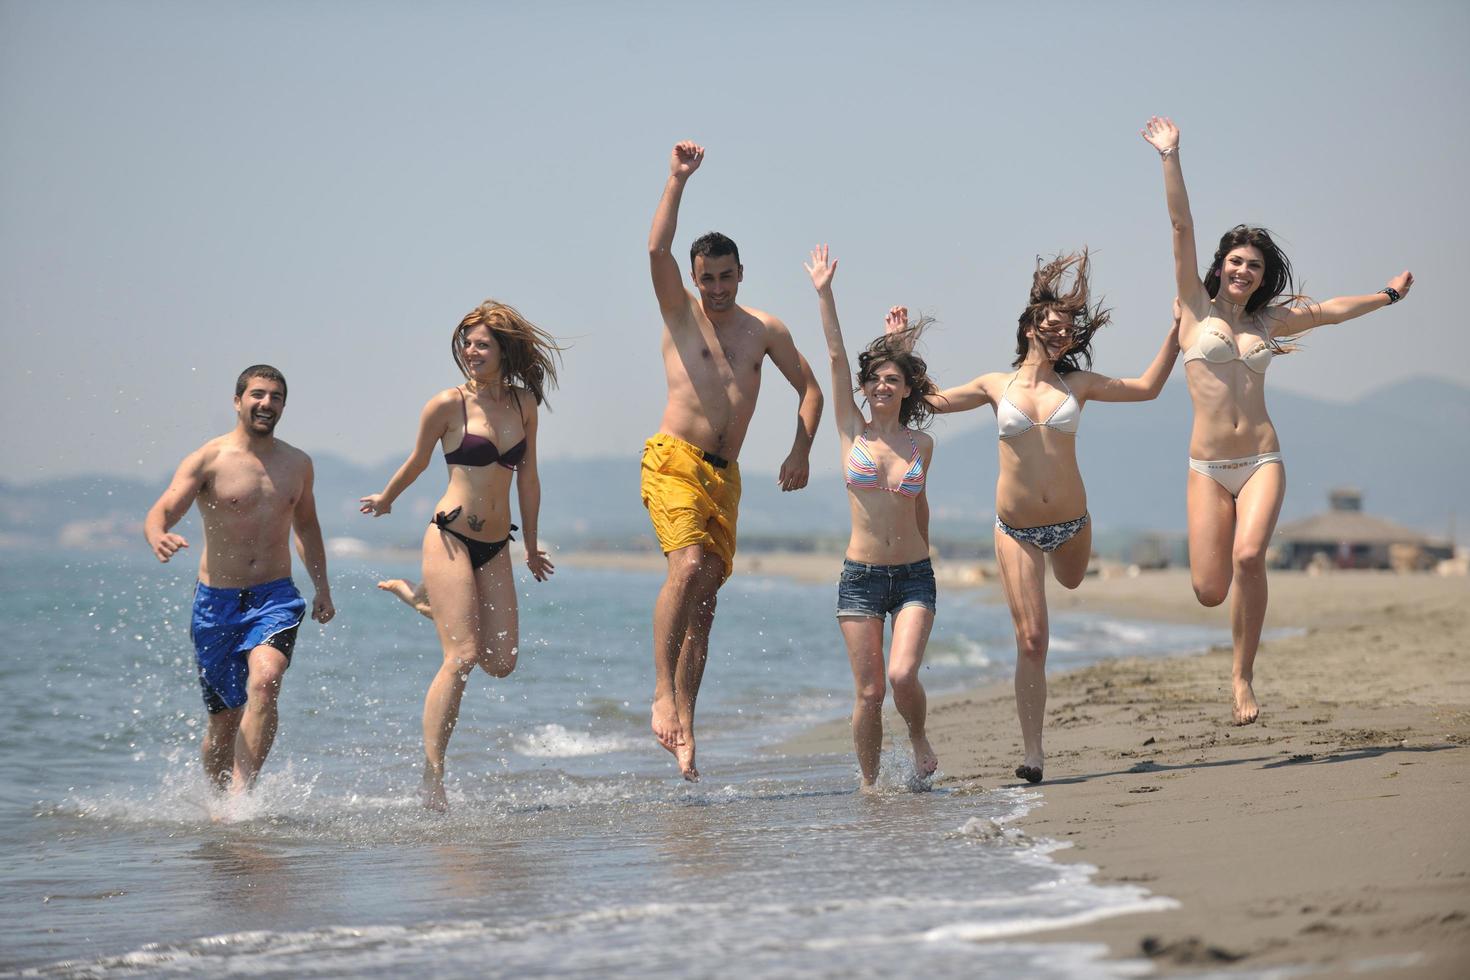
[995,374,1080,439]
[1182,304,1275,374]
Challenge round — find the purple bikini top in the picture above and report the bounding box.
[443,388,527,469]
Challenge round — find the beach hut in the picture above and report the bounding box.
[1271,488,1453,570]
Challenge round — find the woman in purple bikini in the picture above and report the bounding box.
[927,254,1179,783]
[1140,116,1414,726]
[361,299,561,810]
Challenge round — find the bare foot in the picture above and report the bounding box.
[378,579,416,603]
[1232,677,1260,726]
[421,760,448,812]
[910,734,939,777]
[651,695,682,755]
[676,734,699,782]
[859,780,881,795]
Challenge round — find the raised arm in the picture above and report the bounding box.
[1141,117,1206,308]
[359,393,452,517]
[514,398,554,582]
[144,448,208,562]
[291,457,335,623]
[765,316,824,492]
[1071,299,1183,403]
[804,245,863,439]
[649,140,704,317]
[1266,271,1414,339]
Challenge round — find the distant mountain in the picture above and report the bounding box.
[2,376,1464,553]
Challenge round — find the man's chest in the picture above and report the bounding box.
[204,462,298,516]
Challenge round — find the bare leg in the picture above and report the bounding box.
[1186,470,1236,608]
[839,616,886,788]
[232,645,290,791]
[887,605,937,778]
[651,545,719,774]
[995,525,1050,782]
[420,526,483,812]
[202,707,243,792]
[1049,519,1092,591]
[672,557,722,781]
[1229,463,1286,725]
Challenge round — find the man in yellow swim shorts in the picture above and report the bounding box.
[644,140,824,780]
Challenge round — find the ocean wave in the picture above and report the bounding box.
[512,723,638,758]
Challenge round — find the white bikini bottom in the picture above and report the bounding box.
[1188,452,1283,498]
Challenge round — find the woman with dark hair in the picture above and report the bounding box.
[360,299,562,810]
[806,245,941,790]
[927,253,1179,782]
[1141,116,1414,725]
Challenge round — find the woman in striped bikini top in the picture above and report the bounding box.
[807,244,944,789]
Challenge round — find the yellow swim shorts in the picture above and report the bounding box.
[640,433,742,582]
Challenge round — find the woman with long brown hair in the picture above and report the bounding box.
[360,299,562,810]
[806,245,941,789]
[928,253,1179,782]
[1141,116,1413,725]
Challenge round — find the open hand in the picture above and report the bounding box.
[670,140,705,179]
[359,494,391,517]
[526,548,556,582]
[1141,116,1179,154]
[885,306,909,336]
[804,244,837,291]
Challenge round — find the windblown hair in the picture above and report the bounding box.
[689,231,740,271]
[855,315,938,429]
[1203,225,1297,315]
[235,364,287,400]
[1013,251,1111,374]
[452,300,564,406]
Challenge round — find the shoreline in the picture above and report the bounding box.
[719,557,1468,977]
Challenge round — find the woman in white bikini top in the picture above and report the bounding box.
[921,251,1180,786]
[1142,114,1414,727]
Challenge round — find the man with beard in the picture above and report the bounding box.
[144,364,335,794]
[642,141,823,779]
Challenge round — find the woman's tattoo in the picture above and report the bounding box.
[465,513,485,532]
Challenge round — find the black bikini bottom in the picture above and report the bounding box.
[432,507,517,571]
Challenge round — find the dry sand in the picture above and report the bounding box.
[782,568,1470,978]
[561,551,1470,977]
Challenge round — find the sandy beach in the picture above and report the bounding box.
[565,551,1469,977]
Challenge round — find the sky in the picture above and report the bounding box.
[2,0,1467,484]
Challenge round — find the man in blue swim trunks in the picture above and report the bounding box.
[144,365,335,793]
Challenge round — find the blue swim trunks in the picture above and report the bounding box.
[190,577,306,714]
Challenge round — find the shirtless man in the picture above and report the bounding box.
[643,141,824,779]
[144,365,335,793]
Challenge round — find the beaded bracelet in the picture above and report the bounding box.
[1380,286,1401,304]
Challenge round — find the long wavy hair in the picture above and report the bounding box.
[1203,225,1297,315]
[855,315,938,429]
[451,299,564,406]
[1013,251,1111,374]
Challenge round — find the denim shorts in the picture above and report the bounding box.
[836,558,937,620]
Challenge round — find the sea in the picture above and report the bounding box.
[0,548,1235,978]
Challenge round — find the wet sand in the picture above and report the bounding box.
[770,567,1470,978]
[558,551,1470,976]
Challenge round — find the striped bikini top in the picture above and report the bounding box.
[845,429,925,497]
